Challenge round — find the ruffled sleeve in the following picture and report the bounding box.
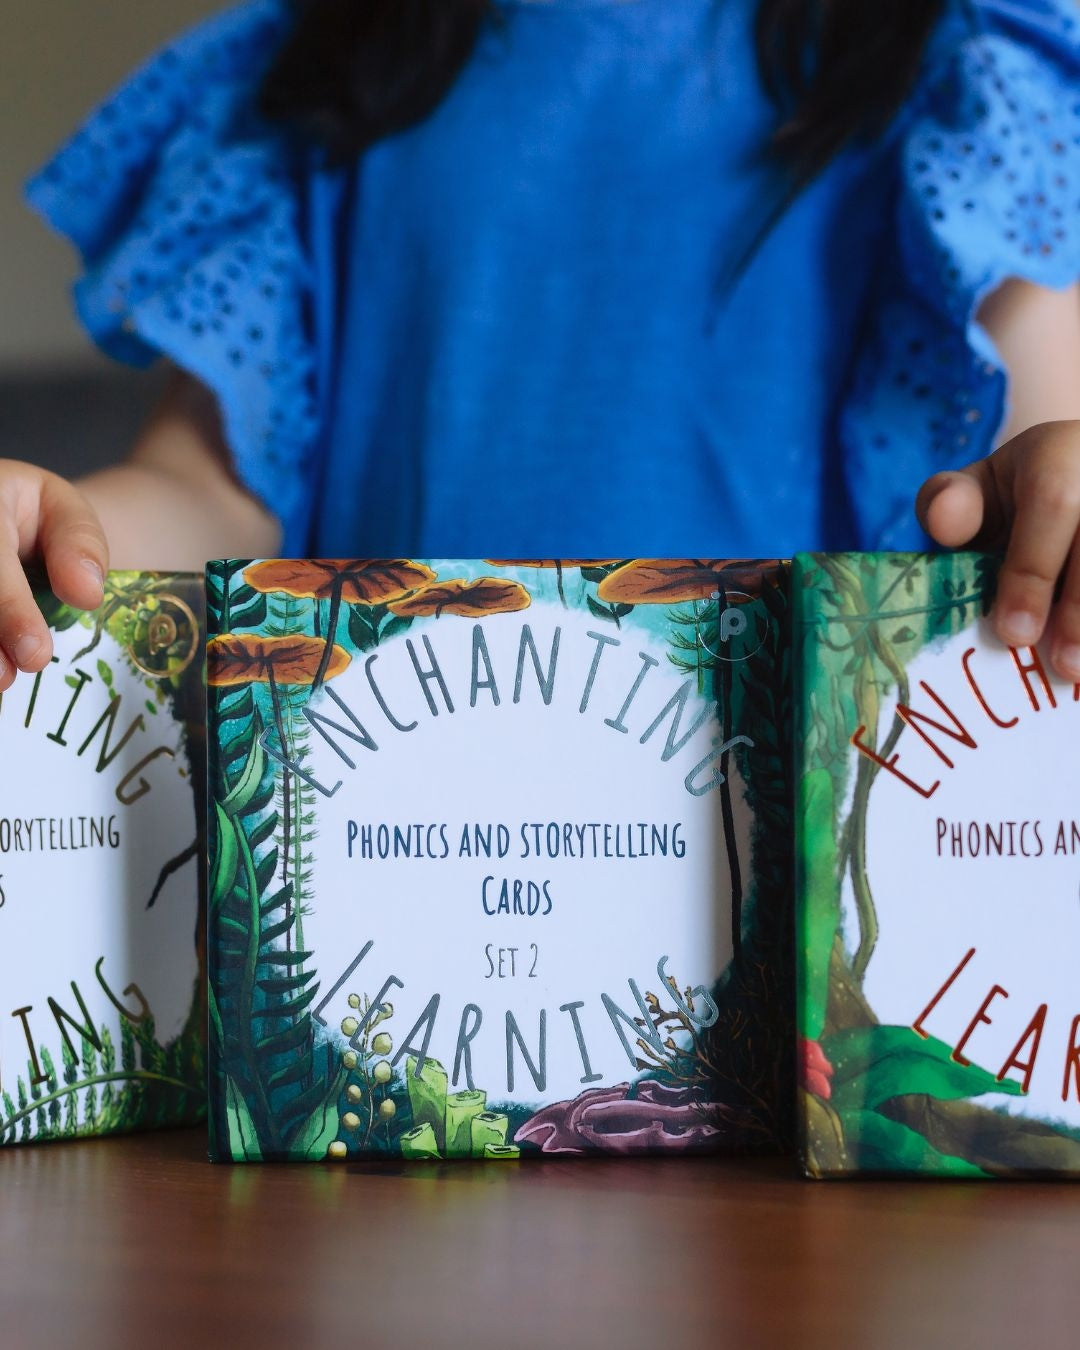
[841,0,1080,550]
[26,0,322,549]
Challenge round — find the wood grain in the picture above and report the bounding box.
[2,1130,1078,1349]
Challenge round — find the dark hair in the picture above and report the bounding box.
[262,0,945,182]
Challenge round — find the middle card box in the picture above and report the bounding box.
[205,559,793,1162]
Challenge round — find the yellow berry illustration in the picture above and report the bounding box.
[327,1141,347,1160]
[346,1085,363,1105]
[348,993,361,1009]
[372,1032,393,1055]
[379,1099,396,1121]
[341,1016,359,1037]
[342,1112,362,1132]
[373,1060,392,1085]
[342,1050,358,1070]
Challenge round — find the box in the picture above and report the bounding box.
[795,552,1080,1176]
[0,572,206,1144]
[206,558,794,1161]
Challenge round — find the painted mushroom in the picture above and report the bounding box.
[596,558,779,605]
[243,558,437,686]
[207,633,351,789]
[207,633,351,823]
[388,577,531,619]
[207,633,351,689]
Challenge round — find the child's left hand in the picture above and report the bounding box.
[916,419,1080,681]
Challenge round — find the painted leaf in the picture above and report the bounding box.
[797,769,839,1042]
[388,577,531,618]
[800,1090,848,1177]
[209,802,240,905]
[597,559,779,605]
[221,730,267,818]
[207,634,350,686]
[225,1076,262,1162]
[290,1072,346,1160]
[244,558,435,603]
[838,1108,987,1176]
[824,1025,1025,1111]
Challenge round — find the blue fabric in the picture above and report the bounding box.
[26,0,319,545]
[26,0,1080,557]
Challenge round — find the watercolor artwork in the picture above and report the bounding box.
[0,573,206,1145]
[795,552,1080,1176]
[206,558,794,1162]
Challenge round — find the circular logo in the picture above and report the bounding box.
[126,593,200,678]
[695,590,770,664]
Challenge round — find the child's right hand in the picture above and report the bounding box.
[0,459,108,692]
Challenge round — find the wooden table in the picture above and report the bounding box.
[2,1128,1077,1349]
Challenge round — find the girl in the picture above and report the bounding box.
[5,0,1080,686]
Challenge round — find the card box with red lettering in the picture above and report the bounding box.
[0,572,206,1145]
[206,558,794,1161]
[794,552,1080,1177]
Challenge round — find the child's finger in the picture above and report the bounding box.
[0,543,54,681]
[994,456,1080,650]
[915,461,1006,549]
[36,473,108,613]
[1049,541,1080,681]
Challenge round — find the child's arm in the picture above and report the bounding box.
[918,280,1080,682]
[0,372,281,691]
[77,372,282,570]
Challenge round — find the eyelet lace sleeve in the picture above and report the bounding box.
[841,0,1080,550]
[26,0,322,548]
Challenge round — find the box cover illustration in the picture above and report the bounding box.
[0,572,206,1145]
[206,558,793,1162]
[795,552,1080,1177]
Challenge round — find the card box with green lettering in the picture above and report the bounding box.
[795,552,1080,1178]
[0,572,206,1145]
[206,558,794,1161]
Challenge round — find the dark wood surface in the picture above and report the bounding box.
[2,1128,1078,1350]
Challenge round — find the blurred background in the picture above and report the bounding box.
[2,1,223,477]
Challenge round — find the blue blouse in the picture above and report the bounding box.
[26,0,1080,557]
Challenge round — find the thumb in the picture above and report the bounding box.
[915,456,1010,550]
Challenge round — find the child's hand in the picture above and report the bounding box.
[0,459,108,691]
[916,420,1080,681]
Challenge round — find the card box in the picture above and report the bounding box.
[206,558,794,1161]
[795,552,1080,1177]
[0,573,206,1144]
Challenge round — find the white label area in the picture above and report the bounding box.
[0,624,198,1124]
[860,621,1080,1128]
[303,602,746,1106]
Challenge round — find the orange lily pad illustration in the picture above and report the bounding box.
[597,559,779,605]
[244,558,437,688]
[388,578,531,618]
[243,558,436,604]
[207,634,351,687]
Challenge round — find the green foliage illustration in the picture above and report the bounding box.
[1,1015,203,1146]
[795,552,1080,1176]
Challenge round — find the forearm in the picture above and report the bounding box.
[980,279,1080,443]
[77,373,281,570]
[78,460,280,572]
